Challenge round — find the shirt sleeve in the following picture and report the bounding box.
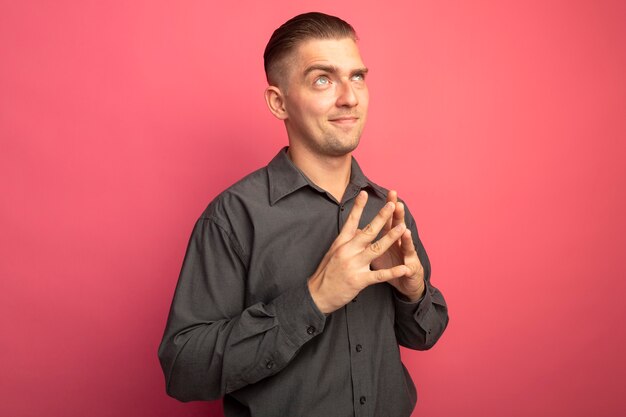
[158,217,327,401]
[392,206,449,350]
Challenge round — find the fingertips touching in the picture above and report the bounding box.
[393,264,410,279]
[401,229,416,254]
[393,222,407,235]
[373,202,396,230]
[356,190,368,205]
[371,265,406,283]
[393,201,405,225]
[386,190,398,203]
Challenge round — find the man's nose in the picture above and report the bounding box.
[336,80,358,107]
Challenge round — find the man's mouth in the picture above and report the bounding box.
[329,116,359,124]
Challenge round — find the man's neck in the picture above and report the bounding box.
[287,146,352,202]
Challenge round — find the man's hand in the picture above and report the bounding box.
[308,191,410,314]
[370,190,425,302]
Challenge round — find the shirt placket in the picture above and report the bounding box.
[338,184,372,417]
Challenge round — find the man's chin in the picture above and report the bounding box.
[324,138,360,157]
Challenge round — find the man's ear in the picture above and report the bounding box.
[264,86,288,120]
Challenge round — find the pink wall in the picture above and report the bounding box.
[2,1,625,416]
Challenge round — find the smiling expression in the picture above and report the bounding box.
[279,37,369,158]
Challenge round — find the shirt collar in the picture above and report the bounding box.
[267,147,380,205]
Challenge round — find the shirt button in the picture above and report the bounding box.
[265,360,274,369]
[355,344,363,352]
[352,297,358,303]
[360,396,367,405]
[306,326,316,335]
[340,205,345,211]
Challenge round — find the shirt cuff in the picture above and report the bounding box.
[393,283,433,329]
[272,282,327,349]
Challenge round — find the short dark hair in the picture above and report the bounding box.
[263,12,357,86]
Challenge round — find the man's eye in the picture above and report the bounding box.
[314,76,330,86]
[351,73,365,81]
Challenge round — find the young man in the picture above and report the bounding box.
[159,12,448,417]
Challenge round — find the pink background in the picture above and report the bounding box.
[2,1,625,416]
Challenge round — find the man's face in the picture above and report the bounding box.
[280,37,369,157]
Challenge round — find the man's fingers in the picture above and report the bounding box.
[367,264,409,285]
[401,229,417,256]
[400,230,424,278]
[383,190,398,232]
[393,201,405,229]
[337,191,368,242]
[355,201,396,244]
[401,229,424,278]
[362,222,406,262]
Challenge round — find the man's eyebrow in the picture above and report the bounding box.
[303,64,338,77]
[303,65,369,77]
[351,67,369,77]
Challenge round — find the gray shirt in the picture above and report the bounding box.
[158,148,448,417]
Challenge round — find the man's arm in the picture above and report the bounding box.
[371,191,449,350]
[158,193,409,401]
[158,217,326,401]
[393,207,449,350]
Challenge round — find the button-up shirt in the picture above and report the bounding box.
[158,148,449,417]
